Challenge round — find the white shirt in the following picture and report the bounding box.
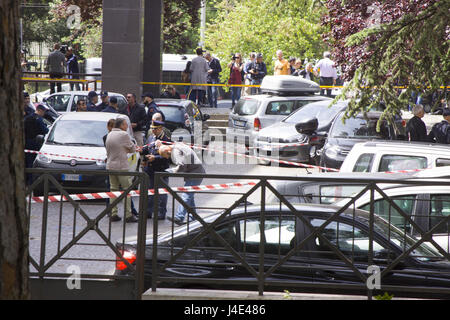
[314,58,337,78]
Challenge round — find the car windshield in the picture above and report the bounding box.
[158,106,185,123]
[330,114,390,139]
[284,102,343,126]
[233,98,260,116]
[372,214,444,261]
[47,120,107,147]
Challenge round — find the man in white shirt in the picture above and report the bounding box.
[314,51,338,97]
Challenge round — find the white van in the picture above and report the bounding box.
[339,141,450,173]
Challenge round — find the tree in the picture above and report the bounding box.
[322,0,449,121]
[0,0,29,299]
[205,0,328,82]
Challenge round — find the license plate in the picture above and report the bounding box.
[62,174,81,182]
[233,120,246,127]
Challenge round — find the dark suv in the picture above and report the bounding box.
[320,111,406,170]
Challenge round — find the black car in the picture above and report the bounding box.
[115,203,450,298]
[320,111,406,170]
[154,99,210,145]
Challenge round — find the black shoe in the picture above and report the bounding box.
[110,215,122,222]
[167,216,185,226]
[125,215,138,223]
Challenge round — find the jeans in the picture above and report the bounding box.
[319,77,333,97]
[189,89,206,105]
[231,87,241,106]
[50,72,63,94]
[251,79,262,95]
[175,178,203,222]
[146,173,168,218]
[207,79,219,108]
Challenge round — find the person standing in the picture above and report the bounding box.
[66,47,80,91]
[23,91,35,117]
[161,85,181,99]
[314,51,338,97]
[249,53,267,95]
[181,61,192,97]
[300,63,315,81]
[142,92,165,138]
[243,53,256,96]
[288,57,296,75]
[158,142,205,225]
[406,105,428,142]
[105,118,138,223]
[227,53,244,108]
[205,52,222,108]
[46,43,67,94]
[76,99,87,112]
[429,108,450,144]
[274,50,290,75]
[24,104,49,185]
[141,120,172,220]
[97,91,110,111]
[189,48,209,105]
[101,96,119,113]
[121,93,147,147]
[86,91,101,111]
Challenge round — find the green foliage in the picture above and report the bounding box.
[205,0,328,82]
[333,1,450,121]
[374,292,394,300]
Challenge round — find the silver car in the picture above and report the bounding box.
[43,91,127,113]
[226,76,331,148]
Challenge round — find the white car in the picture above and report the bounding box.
[334,183,450,253]
[339,141,450,173]
[42,91,127,114]
[32,112,139,196]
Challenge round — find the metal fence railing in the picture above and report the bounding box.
[148,172,450,299]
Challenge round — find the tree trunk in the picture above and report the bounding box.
[0,0,29,299]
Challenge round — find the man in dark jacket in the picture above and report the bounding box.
[429,108,450,144]
[24,104,49,185]
[86,91,101,111]
[121,93,147,146]
[142,92,165,137]
[406,104,428,142]
[205,52,222,108]
[249,53,267,95]
[66,47,80,91]
[141,120,172,219]
[101,96,119,113]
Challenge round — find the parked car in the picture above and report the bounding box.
[339,141,450,173]
[226,76,332,148]
[320,111,406,170]
[334,183,450,253]
[154,99,211,146]
[254,100,347,165]
[43,91,127,114]
[115,203,449,298]
[32,112,139,196]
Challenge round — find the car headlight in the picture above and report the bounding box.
[36,153,52,164]
[279,135,307,144]
[96,159,106,166]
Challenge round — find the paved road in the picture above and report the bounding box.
[28,139,313,277]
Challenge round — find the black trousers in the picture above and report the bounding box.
[50,72,63,94]
[319,77,334,97]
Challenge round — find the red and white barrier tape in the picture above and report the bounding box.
[29,181,257,203]
[25,149,106,163]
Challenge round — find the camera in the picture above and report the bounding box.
[60,45,68,54]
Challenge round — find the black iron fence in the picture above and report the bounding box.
[150,172,450,299]
[26,168,450,299]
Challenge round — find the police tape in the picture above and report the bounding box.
[29,181,258,203]
[24,149,106,162]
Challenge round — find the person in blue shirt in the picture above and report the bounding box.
[140,120,172,219]
[101,96,119,113]
[86,91,102,111]
[97,91,111,111]
[24,104,49,185]
[142,92,165,138]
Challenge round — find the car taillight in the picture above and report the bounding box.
[401,120,406,127]
[254,118,261,131]
[310,136,319,142]
[116,250,136,271]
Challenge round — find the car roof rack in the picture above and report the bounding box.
[259,75,320,96]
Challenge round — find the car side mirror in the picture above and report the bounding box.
[202,114,210,121]
[36,135,45,147]
[295,117,318,134]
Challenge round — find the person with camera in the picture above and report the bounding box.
[249,53,267,95]
[243,53,256,96]
[227,53,244,108]
[45,43,67,94]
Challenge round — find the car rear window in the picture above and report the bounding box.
[265,101,297,116]
[232,98,260,116]
[158,106,185,123]
[378,155,428,172]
